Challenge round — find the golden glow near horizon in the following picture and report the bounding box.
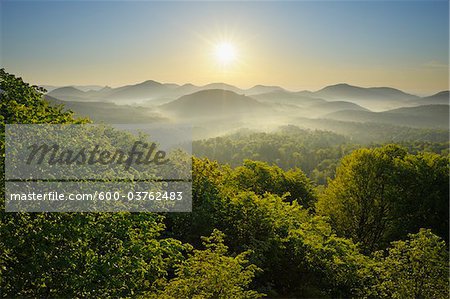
[3,2,448,95]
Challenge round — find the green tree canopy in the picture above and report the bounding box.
[317,144,449,252]
[146,229,264,299]
[371,229,449,299]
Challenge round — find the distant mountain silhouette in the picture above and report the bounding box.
[47,86,88,102]
[312,84,420,110]
[386,104,449,116]
[42,85,104,92]
[163,83,181,89]
[324,104,449,129]
[105,80,175,101]
[160,89,266,118]
[40,85,59,92]
[44,81,448,138]
[173,83,200,94]
[315,83,417,101]
[201,83,242,94]
[308,101,369,116]
[44,95,166,123]
[48,86,85,97]
[414,91,449,105]
[245,85,284,95]
[252,90,326,106]
[47,80,446,113]
[72,85,105,92]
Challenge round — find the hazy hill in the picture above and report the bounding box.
[105,80,175,102]
[252,84,420,111]
[252,90,326,106]
[47,86,114,102]
[308,101,369,116]
[40,85,59,92]
[295,90,316,97]
[164,83,181,89]
[245,85,284,95]
[44,95,165,123]
[170,83,200,96]
[86,86,114,97]
[45,81,430,111]
[201,83,242,94]
[324,104,449,129]
[291,117,448,144]
[315,83,417,101]
[73,85,105,91]
[252,91,369,117]
[313,84,419,110]
[47,86,88,102]
[387,104,449,116]
[414,91,449,105]
[41,85,104,92]
[160,89,266,118]
[48,86,85,97]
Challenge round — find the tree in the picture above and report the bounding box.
[1,213,188,298]
[231,160,316,207]
[145,230,264,299]
[0,68,88,128]
[0,69,188,298]
[371,229,449,299]
[2,69,448,298]
[388,152,449,243]
[317,144,449,252]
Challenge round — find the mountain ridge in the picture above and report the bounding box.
[160,89,266,118]
[46,80,446,112]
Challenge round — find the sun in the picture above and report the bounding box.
[215,42,237,65]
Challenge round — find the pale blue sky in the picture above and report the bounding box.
[1,1,448,94]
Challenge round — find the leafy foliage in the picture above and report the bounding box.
[145,230,264,299]
[167,158,371,297]
[0,70,189,298]
[0,68,88,128]
[193,126,449,186]
[1,70,449,298]
[1,213,188,298]
[193,126,355,185]
[230,160,316,206]
[371,229,449,299]
[317,144,449,251]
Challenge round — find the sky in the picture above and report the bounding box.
[1,1,449,94]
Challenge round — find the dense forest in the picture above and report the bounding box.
[193,127,449,185]
[1,69,449,298]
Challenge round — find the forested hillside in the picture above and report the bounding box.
[193,127,449,185]
[1,69,449,298]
